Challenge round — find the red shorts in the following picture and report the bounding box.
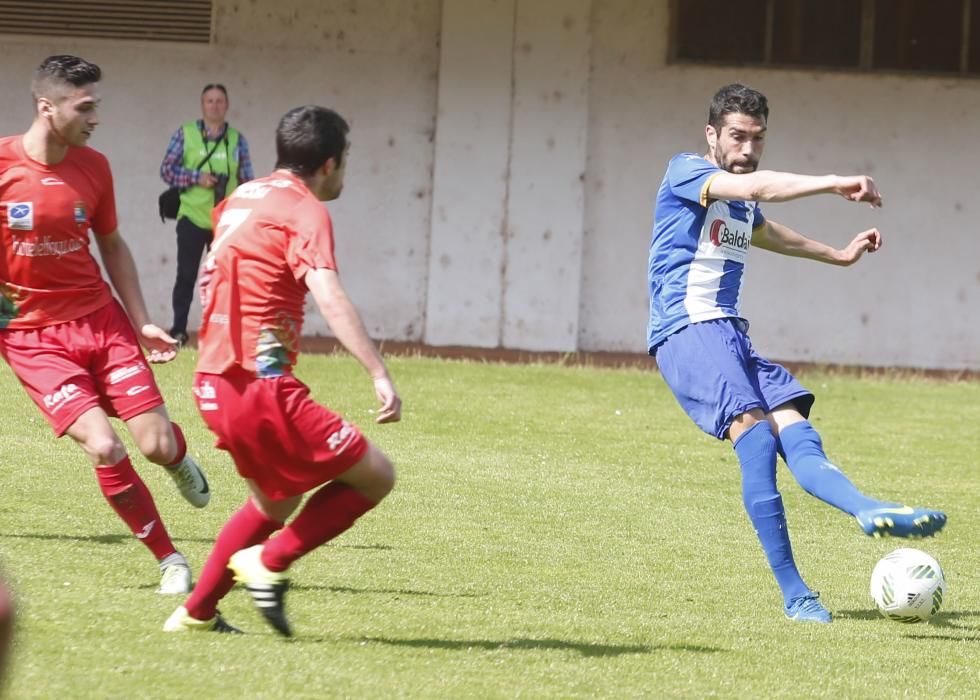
[193,369,369,499]
[0,300,164,436]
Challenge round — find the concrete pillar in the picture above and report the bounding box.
[502,0,592,351]
[424,0,517,347]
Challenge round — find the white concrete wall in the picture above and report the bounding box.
[425,0,515,348]
[582,0,980,370]
[1,0,977,369]
[0,0,440,341]
[426,0,591,352]
[501,0,591,351]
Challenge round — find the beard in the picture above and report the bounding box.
[714,145,759,174]
[724,155,758,174]
[728,159,757,173]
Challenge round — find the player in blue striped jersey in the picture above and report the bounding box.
[648,84,947,623]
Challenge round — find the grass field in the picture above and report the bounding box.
[1,352,978,698]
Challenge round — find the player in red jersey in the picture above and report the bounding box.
[0,573,11,685]
[164,105,400,636]
[0,55,211,594]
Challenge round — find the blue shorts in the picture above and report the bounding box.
[654,318,814,440]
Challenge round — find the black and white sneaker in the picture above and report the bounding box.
[228,545,292,637]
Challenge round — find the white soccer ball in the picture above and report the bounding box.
[870,548,946,623]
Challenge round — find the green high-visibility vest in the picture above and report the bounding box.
[177,121,241,229]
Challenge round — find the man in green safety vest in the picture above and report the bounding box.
[159,83,253,346]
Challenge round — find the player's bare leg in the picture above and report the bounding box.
[126,406,210,508]
[67,407,190,593]
[333,443,397,502]
[67,405,129,466]
[229,443,395,637]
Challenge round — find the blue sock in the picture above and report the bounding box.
[778,421,886,516]
[734,422,810,606]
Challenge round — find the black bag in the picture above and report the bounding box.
[158,186,181,222]
[158,125,229,223]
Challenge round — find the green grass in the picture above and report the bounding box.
[1,353,978,698]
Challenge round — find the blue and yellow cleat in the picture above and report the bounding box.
[785,593,832,623]
[855,506,947,539]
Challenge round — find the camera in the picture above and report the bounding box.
[213,173,229,203]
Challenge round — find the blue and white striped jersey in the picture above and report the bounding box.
[647,153,767,353]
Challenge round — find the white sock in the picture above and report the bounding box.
[159,551,187,571]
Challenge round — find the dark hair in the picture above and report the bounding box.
[202,83,228,98]
[708,83,769,130]
[31,54,101,101]
[275,106,350,177]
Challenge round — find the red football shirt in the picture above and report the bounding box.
[196,171,338,376]
[0,135,117,329]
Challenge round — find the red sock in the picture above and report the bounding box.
[262,483,376,572]
[0,578,11,671]
[185,499,281,621]
[95,456,175,560]
[166,422,187,467]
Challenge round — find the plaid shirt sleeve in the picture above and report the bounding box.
[159,127,199,189]
[236,133,254,183]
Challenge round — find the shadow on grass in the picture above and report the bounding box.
[835,609,890,621]
[0,532,214,545]
[836,608,980,641]
[350,636,726,657]
[902,633,980,642]
[927,610,980,632]
[836,608,980,629]
[291,583,481,598]
[0,532,396,549]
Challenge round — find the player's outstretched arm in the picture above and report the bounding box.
[752,220,882,266]
[306,267,401,424]
[95,230,178,363]
[707,171,882,207]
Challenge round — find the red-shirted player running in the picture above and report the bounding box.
[0,55,211,595]
[0,573,11,683]
[164,106,401,637]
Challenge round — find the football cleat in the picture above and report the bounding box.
[228,545,292,637]
[166,455,211,508]
[785,592,832,623]
[158,562,192,595]
[855,506,947,539]
[163,605,243,634]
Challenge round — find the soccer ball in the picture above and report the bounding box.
[870,548,946,623]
